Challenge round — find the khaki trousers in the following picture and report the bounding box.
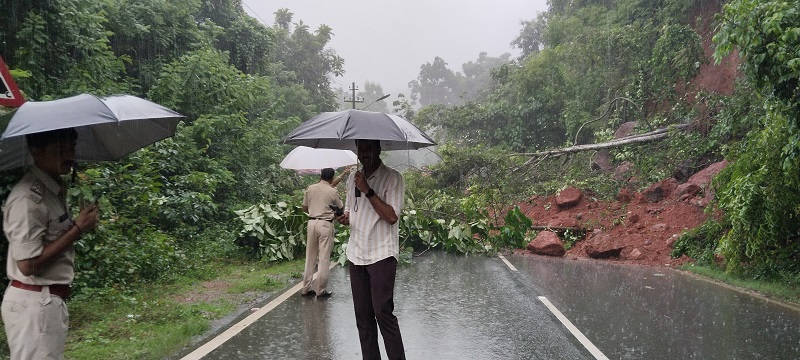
[302,219,335,294]
[2,285,69,360]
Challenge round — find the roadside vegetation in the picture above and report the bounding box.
[0,0,798,358]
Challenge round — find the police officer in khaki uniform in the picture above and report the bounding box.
[300,168,343,298]
[2,128,99,359]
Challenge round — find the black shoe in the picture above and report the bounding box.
[300,290,316,297]
[316,290,333,298]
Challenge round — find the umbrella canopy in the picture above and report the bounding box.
[280,146,357,170]
[0,93,184,171]
[282,109,436,151]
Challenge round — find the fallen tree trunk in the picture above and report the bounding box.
[512,124,689,167]
[530,225,587,232]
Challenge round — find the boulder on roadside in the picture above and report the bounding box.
[640,178,679,203]
[585,234,625,259]
[527,231,566,257]
[556,186,583,209]
[675,182,702,200]
[686,160,728,200]
[627,248,644,260]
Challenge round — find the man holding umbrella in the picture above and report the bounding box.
[2,128,99,358]
[337,139,406,360]
[0,93,182,358]
[283,109,435,359]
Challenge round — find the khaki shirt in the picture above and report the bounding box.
[3,167,75,285]
[303,180,343,221]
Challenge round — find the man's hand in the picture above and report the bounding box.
[354,171,370,193]
[75,203,100,233]
[336,212,350,226]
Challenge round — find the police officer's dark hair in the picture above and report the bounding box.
[26,128,78,149]
[320,168,335,181]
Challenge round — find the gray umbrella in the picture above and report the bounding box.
[0,93,184,171]
[281,109,436,151]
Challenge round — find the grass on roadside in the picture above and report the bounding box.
[0,258,304,360]
[680,263,800,307]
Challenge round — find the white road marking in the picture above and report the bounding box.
[538,296,609,360]
[498,255,607,358]
[498,254,518,272]
[180,263,336,360]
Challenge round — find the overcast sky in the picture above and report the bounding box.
[241,0,548,97]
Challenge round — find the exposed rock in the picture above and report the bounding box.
[675,183,702,198]
[651,223,668,232]
[556,186,583,209]
[613,161,635,181]
[641,178,679,203]
[614,121,638,138]
[592,149,613,170]
[527,231,566,257]
[628,248,644,260]
[547,218,579,228]
[585,234,625,259]
[666,234,679,248]
[516,167,711,268]
[686,161,728,197]
[672,159,694,183]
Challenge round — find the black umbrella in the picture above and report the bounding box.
[282,109,436,151]
[0,93,184,171]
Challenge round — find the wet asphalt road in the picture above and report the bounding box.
[174,252,800,359]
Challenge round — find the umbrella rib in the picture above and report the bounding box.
[91,94,121,124]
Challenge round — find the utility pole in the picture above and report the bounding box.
[344,82,363,109]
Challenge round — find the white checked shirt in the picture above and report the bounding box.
[344,163,404,265]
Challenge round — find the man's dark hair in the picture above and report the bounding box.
[355,139,381,151]
[320,168,335,181]
[26,128,78,149]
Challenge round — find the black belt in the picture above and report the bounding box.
[309,217,333,222]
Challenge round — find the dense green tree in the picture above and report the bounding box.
[268,9,345,112]
[2,0,130,98]
[146,47,299,203]
[0,2,341,293]
[102,0,205,93]
[409,57,459,106]
[410,53,512,107]
[415,0,703,151]
[711,0,800,281]
[511,14,547,60]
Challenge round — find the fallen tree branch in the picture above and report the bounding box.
[530,225,587,233]
[512,123,689,168]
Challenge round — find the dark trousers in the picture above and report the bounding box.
[349,257,406,360]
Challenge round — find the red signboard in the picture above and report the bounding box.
[0,55,25,107]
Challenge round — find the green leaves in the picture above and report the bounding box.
[234,201,307,262]
[706,0,800,282]
[714,0,800,106]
